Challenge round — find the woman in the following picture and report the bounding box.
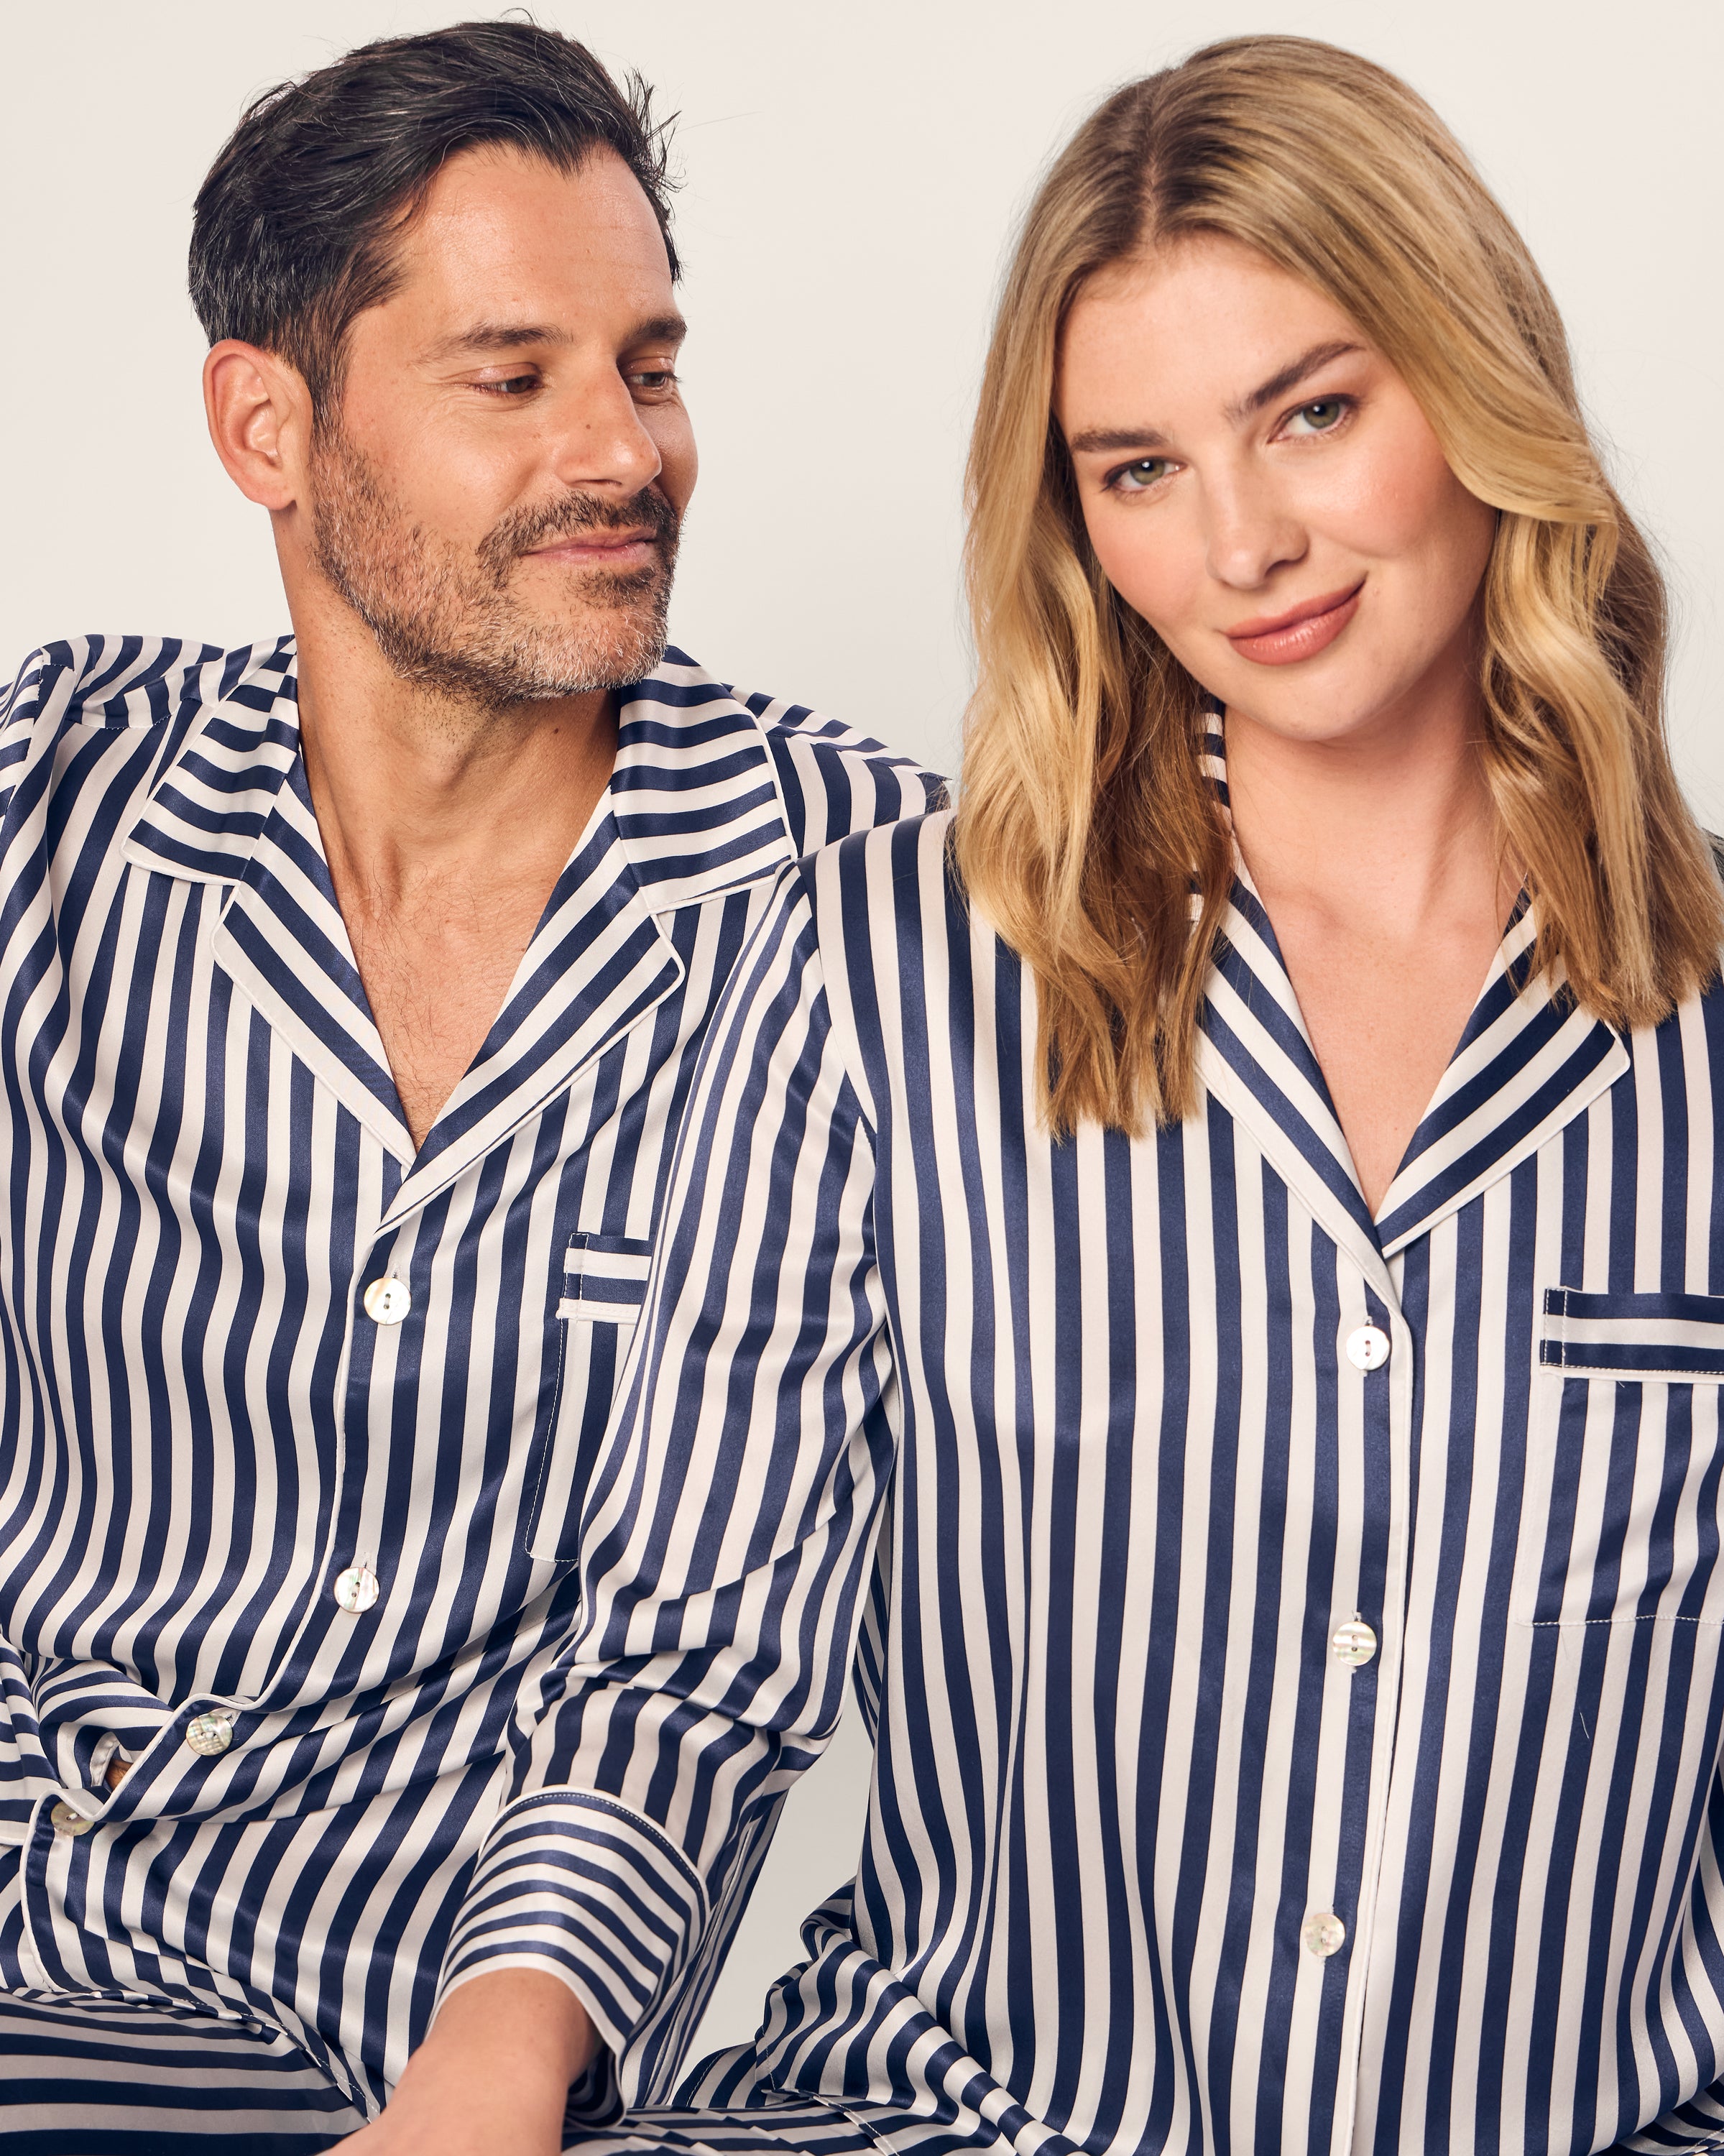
[405,35,1724,2156]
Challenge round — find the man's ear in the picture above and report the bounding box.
[203,340,313,512]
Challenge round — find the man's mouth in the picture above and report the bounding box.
[523,528,660,567]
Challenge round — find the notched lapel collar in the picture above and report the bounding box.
[123,643,415,1163]
[375,653,798,1227]
[1201,888,1628,1276]
[1197,875,1392,1294]
[1192,721,1387,1281]
[605,650,801,909]
[120,646,801,1215]
[212,758,415,1165]
[376,817,683,1230]
[1195,767,1628,1273]
[1373,908,1628,1255]
[121,642,301,886]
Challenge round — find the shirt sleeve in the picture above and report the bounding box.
[0,647,55,828]
[438,861,895,2111]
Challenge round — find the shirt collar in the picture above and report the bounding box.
[120,641,798,906]
[1194,717,1629,1276]
[119,640,303,883]
[119,642,801,1198]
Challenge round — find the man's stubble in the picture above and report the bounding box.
[308,424,681,714]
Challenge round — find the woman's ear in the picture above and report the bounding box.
[203,340,313,514]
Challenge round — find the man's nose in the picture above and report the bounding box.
[543,372,663,496]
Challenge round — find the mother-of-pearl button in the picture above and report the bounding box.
[333,1563,380,1614]
[185,1710,235,1756]
[50,1798,93,1836]
[1345,1324,1391,1371]
[1303,1911,1347,1958]
[363,1276,412,1325]
[1331,1616,1378,1668]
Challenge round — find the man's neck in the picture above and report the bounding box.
[287,609,620,1148]
[290,610,617,910]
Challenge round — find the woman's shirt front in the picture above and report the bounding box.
[461,774,1724,2156]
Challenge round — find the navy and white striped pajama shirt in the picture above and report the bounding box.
[0,635,940,2147]
[487,756,1724,2155]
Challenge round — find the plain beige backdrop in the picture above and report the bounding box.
[2,0,1719,2063]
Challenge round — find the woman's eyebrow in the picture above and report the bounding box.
[1065,339,1365,455]
[1066,422,1171,454]
[1225,338,1363,422]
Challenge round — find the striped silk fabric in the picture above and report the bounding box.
[0,633,940,2117]
[468,751,1724,2156]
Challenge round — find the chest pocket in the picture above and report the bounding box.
[1515,1288,1724,1626]
[558,1235,653,1327]
[525,1233,655,1563]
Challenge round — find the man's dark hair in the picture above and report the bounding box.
[190,17,678,412]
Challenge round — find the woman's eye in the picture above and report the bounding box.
[1284,397,1348,436]
[1108,457,1174,492]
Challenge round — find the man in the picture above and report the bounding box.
[0,20,939,2148]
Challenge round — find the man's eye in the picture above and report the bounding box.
[630,370,680,393]
[1107,458,1174,493]
[1284,397,1349,436]
[476,374,538,397]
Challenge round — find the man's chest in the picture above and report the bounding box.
[0,880,729,1695]
[349,921,543,1154]
[338,860,591,1151]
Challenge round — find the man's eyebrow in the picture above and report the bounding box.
[630,313,689,346]
[423,321,573,360]
[1065,340,1365,456]
[423,313,688,361]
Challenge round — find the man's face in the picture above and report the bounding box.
[307,144,695,706]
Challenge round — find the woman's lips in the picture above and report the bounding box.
[1223,579,1365,665]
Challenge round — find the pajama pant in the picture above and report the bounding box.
[0,1994,877,2154]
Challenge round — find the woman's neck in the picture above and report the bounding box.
[1222,686,1508,933]
[1220,679,1520,1216]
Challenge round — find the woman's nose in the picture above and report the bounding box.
[1203,473,1307,590]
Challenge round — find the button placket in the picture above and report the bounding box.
[344,1249,406,1623]
[1319,1281,1412,2122]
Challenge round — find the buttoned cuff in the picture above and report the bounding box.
[439,1789,711,2115]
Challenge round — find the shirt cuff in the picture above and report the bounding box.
[439,1789,711,2114]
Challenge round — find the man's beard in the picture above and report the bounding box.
[308,425,680,710]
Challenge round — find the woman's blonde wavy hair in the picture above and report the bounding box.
[954,34,1723,1135]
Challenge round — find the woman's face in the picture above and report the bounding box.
[1056,233,1498,746]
